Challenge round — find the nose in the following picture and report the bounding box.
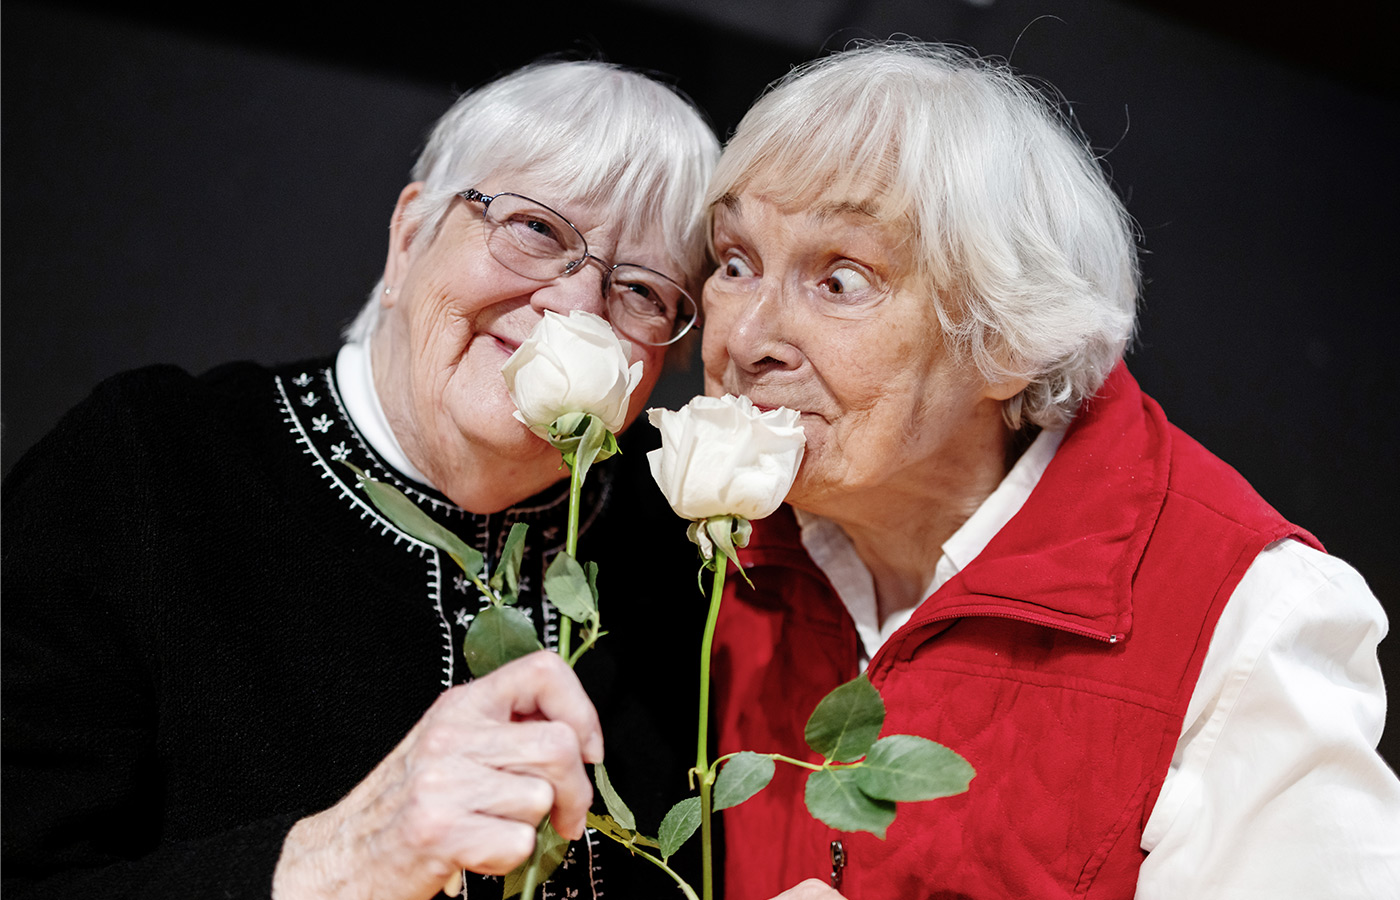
[706,275,802,376]
[528,257,608,319]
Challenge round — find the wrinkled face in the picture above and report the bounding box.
[373,177,673,511]
[702,191,1015,520]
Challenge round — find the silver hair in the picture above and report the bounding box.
[345,59,719,342]
[708,42,1140,429]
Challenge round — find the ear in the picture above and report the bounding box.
[381,182,425,309]
[982,375,1031,402]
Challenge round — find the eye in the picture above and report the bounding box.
[611,271,679,320]
[821,266,871,295]
[721,253,755,279]
[498,210,573,258]
[524,217,556,239]
[507,214,564,244]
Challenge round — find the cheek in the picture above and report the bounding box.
[699,310,738,384]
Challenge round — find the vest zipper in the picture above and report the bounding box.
[829,839,846,890]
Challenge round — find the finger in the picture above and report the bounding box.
[774,879,846,899]
[378,765,552,880]
[470,651,604,764]
[452,720,593,839]
[449,816,539,876]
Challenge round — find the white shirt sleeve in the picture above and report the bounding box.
[1136,539,1400,899]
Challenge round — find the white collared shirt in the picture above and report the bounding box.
[335,341,435,488]
[798,429,1400,898]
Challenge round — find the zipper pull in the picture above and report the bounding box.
[830,839,846,890]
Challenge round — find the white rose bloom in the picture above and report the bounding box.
[502,310,643,435]
[647,394,806,521]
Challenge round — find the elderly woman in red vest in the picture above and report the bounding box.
[703,43,1399,899]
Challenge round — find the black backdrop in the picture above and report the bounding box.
[4,0,1397,768]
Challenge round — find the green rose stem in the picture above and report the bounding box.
[693,514,750,900]
[558,454,584,660]
[696,557,725,900]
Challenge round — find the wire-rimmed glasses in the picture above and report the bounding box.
[459,189,698,346]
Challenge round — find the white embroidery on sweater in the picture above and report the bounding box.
[277,371,455,686]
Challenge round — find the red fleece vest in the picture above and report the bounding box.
[713,366,1320,899]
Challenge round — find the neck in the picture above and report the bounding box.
[806,417,1021,626]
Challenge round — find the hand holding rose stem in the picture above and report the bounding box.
[348,311,644,897]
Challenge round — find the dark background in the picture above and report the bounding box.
[4,0,1397,767]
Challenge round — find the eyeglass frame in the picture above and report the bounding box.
[458,188,699,346]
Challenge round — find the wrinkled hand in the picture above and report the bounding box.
[272,651,602,900]
[770,879,847,899]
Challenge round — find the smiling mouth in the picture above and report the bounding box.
[487,333,521,354]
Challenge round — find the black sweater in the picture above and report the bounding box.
[2,358,708,898]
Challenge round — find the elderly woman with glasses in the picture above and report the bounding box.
[3,61,717,899]
[702,43,1399,900]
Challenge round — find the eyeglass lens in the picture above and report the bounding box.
[480,194,694,346]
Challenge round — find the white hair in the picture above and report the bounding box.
[708,42,1140,429]
[345,59,719,342]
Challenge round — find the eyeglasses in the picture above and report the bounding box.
[459,189,698,346]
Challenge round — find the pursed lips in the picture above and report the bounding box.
[742,396,822,421]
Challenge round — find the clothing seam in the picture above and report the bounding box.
[1162,487,1289,538]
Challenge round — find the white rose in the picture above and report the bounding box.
[646,394,806,522]
[502,310,643,436]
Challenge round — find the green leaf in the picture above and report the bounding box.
[586,812,660,850]
[573,415,609,484]
[551,411,588,439]
[585,560,599,605]
[490,522,529,600]
[804,767,896,838]
[804,674,886,762]
[856,734,975,802]
[502,818,570,899]
[705,516,740,565]
[658,796,702,860]
[713,752,775,811]
[463,606,543,678]
[346,464,484,578]
[593,763,635,831]
[544,552,596,623]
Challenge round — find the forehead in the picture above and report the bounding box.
[716,190,915,264]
